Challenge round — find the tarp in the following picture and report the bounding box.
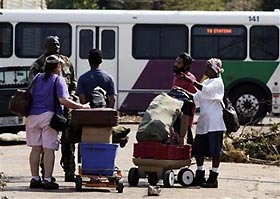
[136,93,183,143]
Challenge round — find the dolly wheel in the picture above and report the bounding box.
[177,168,194,186]
[128,167,139,187]
[117,181,124,193]
[75,175,82,191]
[163,170,175,188]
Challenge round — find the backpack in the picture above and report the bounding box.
[89,86,107,108]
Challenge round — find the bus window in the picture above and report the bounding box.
[79,29,94,59]
[15,23,72,58]
[132,24,188,59]
[191,25,247,60]
[0,23,12,58]
[250,25,279,60]
[101,30,115,59]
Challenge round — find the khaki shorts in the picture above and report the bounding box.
[26,111,60,150]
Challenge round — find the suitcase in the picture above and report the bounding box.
[70,108,119,126]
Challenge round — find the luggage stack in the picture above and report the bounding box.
[71,108,119,140]
[71,108,120,176]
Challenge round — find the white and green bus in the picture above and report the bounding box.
[0,9,279,128]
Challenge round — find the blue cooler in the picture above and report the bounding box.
[80,142,118,176]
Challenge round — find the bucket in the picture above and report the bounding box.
[80,142,118,176]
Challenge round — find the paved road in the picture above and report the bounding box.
[0,118,280,199]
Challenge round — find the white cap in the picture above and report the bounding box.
[46,55,65,64]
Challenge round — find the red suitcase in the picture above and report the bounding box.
[71,108,119,126]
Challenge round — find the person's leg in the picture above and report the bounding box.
[29,146,43,188]
[60,131,76,182]
[26,114,44,188]
[192,156,206,186]
[40,112,60,189]
[42,147,59,190]
[201,131,223,188]
[29,146,43,177]
[43,148,55,179]
[191,134,209,186]
[212,155,221,169]
[40,152,45,179]
[187,127,193,145]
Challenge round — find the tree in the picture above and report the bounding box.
[46,0,99,9]
[260,0,280,11]
[161,0,226,11]
[225,0,261,11]
[46,0,279,11]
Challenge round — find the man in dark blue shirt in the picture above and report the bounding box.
[76,49,116,108]
[76,49,130,148]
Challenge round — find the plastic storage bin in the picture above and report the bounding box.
[80,142,118,176]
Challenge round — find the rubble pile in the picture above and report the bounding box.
[222,123,280,166]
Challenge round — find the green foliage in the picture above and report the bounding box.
[46,0,280,11]
[225,0,262,11]
[161,0,226,11]
[46,0,99,9]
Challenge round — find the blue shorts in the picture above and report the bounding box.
[192,131,223,157]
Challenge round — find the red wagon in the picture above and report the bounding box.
[128,141,194,187]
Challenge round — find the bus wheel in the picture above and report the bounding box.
[229,84,269,125]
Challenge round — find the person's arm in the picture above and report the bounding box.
[180,113,189,145]
[78,94,87,105]
[179,72,203,91]
[68,60,77,96]
[108,95,116,109]
[59,97,90,109]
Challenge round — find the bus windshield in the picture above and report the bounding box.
[0,66,30,86]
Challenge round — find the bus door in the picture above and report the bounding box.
[76,26,118,104]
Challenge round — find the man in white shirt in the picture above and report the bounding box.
[179,58,226,188]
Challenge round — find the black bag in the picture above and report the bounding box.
[50,77,68,131]
[221,98,240,133]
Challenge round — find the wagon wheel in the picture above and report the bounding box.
[128,167,139,187]
[177,168,194,186]
[163,170,175,188]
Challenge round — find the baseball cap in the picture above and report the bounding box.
[46,54,65,64]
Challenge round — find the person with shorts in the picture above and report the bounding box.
[26,55,90,190]
[179,58,226,188]
[29,35,78,182]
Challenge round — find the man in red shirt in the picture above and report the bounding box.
[172,52,197,145]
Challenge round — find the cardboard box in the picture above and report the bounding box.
[81,126,112,143]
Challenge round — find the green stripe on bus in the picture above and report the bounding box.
[222,61,279,87]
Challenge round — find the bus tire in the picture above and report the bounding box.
[228,84,269,125]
